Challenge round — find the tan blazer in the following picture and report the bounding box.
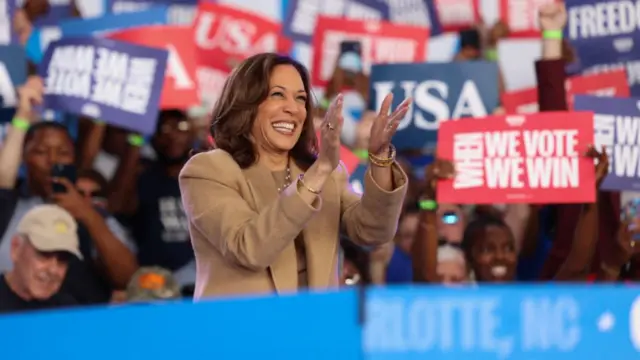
[179,149,407,299]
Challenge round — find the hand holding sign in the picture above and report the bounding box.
[317,94,344,172]
[586,145,609,190]
[15,76,44,122]
[368,93,411,155]
[539,3,567,31]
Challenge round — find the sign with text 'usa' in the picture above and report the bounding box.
[40,37,168,135]
[574,95,640,191]
[436,112,596,204]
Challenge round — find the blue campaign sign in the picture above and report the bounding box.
[39,37,168,135]
[0,0,18,45]
[0,290,363,360]
[365,285,640,359]
[107,0,197,25]
[368,61,499,151]
[565,0,640,95]
[574,95,640,191]
[384,0,441,35]
[1,285,640,359]
[0,44,26,108]
[283,0,389,44]
[25,7,169,65]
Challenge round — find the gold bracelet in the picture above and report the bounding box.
[368,144,396,167]
[297,174,321,194]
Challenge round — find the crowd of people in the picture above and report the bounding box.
[0,0,638,317]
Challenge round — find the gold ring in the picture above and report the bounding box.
[326,123,335,130]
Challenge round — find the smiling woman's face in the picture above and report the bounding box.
[251,64,308,155]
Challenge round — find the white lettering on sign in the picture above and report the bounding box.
[194,12,278,56]
[372,80,486,131]
[196,66,227,106]
[0,0,10,45]
[45,44,158,114]
[583,61,640,87]
[435,0,475,25]
[609,114,640,178]
[112,0,149,13]
[289,0,346,37]
[387,0,432,27]
[345,2,383,21]
[593,113,615,172]
[165,44,194,90]
[508,0,553,32]
[0,62,16,107]
[364,297,514,357]
[452,128,580,190]
[568,0,640,40]
[517,102,539,114]
[520,297,580,351]
[45,45,94,98]
[168,5,197,25]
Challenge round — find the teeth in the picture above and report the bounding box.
[491,266,507,277]
[272,122,295,131]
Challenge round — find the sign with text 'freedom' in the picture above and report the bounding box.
[369,61,499,151]
[565,0,640,95]
[436,112,596,204]
[574,95,640,191]
[40,37,168,135]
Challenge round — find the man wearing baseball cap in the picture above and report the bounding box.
[0,205,82,313]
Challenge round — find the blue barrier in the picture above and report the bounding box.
[1,285,639,359]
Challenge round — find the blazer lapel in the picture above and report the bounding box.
[242,163,297,294]
[290,162,339,289]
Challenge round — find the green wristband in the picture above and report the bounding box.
[319,98,331,110]
[485,48,498,61]
[11,118,30,131]
[418,199,437,211]
[542,30,563,40]
[354,149,368,160]
[127,134,145,147]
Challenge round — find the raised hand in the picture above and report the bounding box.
[539,2,567,32]
[424,157,455,198]
[586,145,609,189]
[367,93,411,156]
[316,94,344,172]
[15,76,44,122]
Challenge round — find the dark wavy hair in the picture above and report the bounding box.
[209,53,318,169]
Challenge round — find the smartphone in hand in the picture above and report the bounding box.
[51,164,77,193]
[338,40,363,77]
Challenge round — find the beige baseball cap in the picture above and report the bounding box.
[16,205,83,259]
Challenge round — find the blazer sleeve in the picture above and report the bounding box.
[338,162,408,246]
[179,152,320,270]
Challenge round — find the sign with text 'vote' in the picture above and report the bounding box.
[574,95,640,191]
[0,44,26,108]
[107,0,197,25]
[39,37,168,135]
[501,69,630,114]
[437,112,596,204]
[108,26,199,110]
[369,61,499,151]
[312,17,429,88]
[565,0,640,96]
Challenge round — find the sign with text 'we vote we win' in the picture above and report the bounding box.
[574,95,640,191]
[369,61,499,151]
[39,37,168,135]
[436,112,596,204]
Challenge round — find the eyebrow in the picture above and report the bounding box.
[272,85,306,94]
